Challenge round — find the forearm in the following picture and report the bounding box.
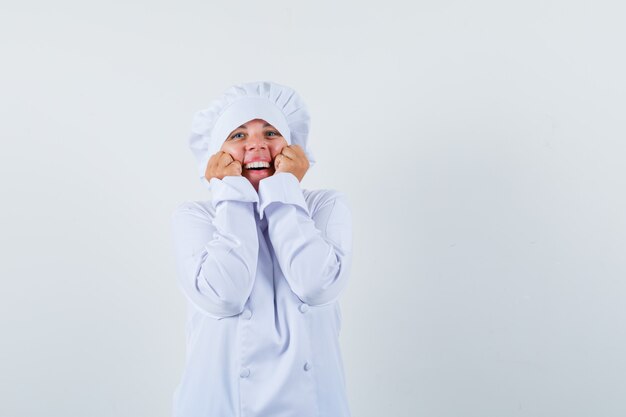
[259,173,353,306]
[172,176,260,318]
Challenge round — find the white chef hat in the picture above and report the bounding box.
[188,81,316,185]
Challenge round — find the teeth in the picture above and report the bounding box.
[244,161,270,169]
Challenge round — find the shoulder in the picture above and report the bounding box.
[171,199,215,221]
[302,188,351,214]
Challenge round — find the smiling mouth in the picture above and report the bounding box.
[244,161,274,170]
[244,166,274,175]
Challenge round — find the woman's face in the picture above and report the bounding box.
[220,118,288,190]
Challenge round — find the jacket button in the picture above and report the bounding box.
[241,309,252,320]
[299,303,309,313]
[303,361,312,371]
[240,368,250,378]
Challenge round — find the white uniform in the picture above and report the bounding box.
[170,172,353,417]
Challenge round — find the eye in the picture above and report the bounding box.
[266,130,280,137]
[230,132,245,140]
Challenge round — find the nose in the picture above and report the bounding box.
[245,131,267,151]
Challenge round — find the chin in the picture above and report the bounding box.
[244,170,275,180]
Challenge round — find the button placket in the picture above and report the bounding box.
[299,304,312,374]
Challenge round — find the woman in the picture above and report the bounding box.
[170,81,353,417]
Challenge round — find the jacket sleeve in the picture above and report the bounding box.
[170,176,260,319]
[258,172,353,306]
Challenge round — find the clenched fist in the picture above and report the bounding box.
[205,151,242,182]
[274,144,310,182]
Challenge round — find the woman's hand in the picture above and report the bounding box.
[274,145,309,182]
[205,151,242,182]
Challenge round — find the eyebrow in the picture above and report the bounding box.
[235,123,273,130]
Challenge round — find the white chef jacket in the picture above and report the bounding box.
[170,172,353,417]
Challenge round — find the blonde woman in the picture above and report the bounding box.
[171,81,353,417]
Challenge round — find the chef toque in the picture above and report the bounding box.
[188,81,316,188]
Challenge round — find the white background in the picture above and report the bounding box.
[1,1,625,416]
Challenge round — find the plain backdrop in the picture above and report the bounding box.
[1,1,625,416]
